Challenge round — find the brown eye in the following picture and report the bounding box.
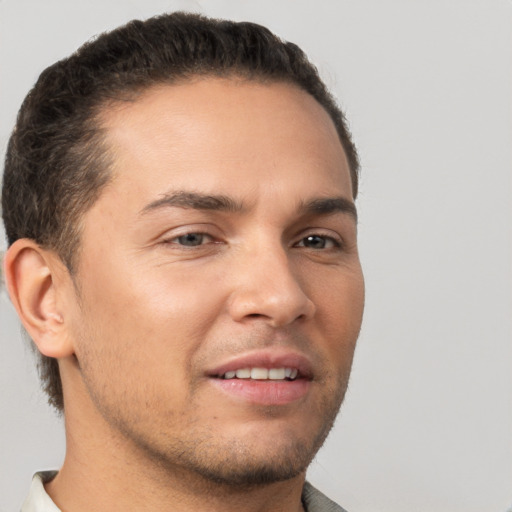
[304,235,326,249]
[296,235,339,250]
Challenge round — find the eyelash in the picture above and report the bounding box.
[164,231,342,250]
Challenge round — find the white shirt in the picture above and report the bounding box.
[21,472,59,512]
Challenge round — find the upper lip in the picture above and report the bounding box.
[206,349,314,379]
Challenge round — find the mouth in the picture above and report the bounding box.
[206,351,313,406]
[216,367,299,381]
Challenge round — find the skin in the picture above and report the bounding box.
[5,78,364,512]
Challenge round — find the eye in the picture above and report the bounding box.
[169,233,213,247]
[296,234,340,250]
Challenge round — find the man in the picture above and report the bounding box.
[2,12,364,512]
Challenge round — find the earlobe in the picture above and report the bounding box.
[4,239,75,358]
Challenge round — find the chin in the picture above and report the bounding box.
[182,437,314,488]
[153,414,338,490]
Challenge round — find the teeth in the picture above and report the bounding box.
[235,368,251,379]
[222,367,298,381]
[269,368,286,380]
[251,368,268,379]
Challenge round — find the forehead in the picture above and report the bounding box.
[97,78,353,209]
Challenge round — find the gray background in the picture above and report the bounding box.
[1,1,511,511]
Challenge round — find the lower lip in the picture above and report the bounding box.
[210,378,310,406]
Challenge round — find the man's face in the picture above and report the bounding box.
[65,78,364,485]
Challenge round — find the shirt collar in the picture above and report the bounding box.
[21,471,60,512]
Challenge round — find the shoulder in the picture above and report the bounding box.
[302,481,348,512]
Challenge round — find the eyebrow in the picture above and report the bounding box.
[140,191,357,222]
[140,191,245,215]
[300,197,358,222]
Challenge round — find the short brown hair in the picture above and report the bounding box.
[1,11,359,412]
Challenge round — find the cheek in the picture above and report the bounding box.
[73,259,229,375]
[311,266,365,359]
[136,265,230,344]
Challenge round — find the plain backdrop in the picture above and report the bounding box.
[1,1,511,511]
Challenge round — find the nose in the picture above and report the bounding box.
[227,244,316,328]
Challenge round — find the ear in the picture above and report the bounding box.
[4,239,75,358]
